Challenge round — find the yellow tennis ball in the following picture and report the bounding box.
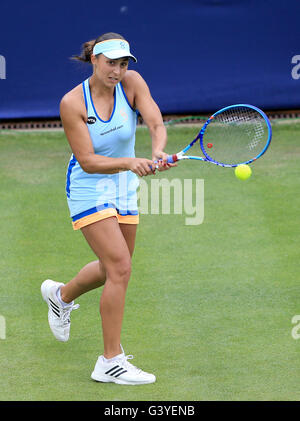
[235,164,252,180]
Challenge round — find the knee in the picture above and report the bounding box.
[107,257,131,285]
[116,258,132,283]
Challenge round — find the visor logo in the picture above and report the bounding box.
[120,41,126,49]
[87,116,96,124]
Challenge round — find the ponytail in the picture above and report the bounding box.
[71,32,126,64]
[71,40,95,63]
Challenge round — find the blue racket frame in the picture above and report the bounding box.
[166,104,272,168]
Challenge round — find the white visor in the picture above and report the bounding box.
[93,39,137,63]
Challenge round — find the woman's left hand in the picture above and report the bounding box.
[152,151,177,172]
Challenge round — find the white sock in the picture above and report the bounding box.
[103,353,124,363]
[56,287,73,307]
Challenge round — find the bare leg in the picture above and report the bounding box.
[80,217,137,359]
[60,260,106,303]
[119,223,137,258]
[60,224,137,304]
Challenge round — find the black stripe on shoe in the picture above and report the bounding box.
[50,307,60,317]
[105,365,128,378]
[114,369,128,378]
[49,298,60,311]
[49,301,60,317]
[109,367,125,376]
[105,365,120,375]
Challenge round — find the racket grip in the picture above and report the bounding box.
[150,154,178,170]
[167,154,178,163]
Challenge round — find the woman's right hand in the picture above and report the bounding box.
[127,158,155,177]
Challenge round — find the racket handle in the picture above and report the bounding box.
[166,154,178,163]
[150,154,178,170]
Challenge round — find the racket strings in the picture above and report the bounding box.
[217,108,265,150]
[203,107,269,165]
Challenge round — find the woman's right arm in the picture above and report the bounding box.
[60,93,154,177]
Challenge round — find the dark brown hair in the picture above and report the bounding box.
[71,32,125,63]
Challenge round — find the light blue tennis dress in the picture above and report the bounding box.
[66,78,140,229]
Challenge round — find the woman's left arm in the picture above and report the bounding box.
[125,71,175,169]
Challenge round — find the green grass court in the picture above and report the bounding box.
[0,121,299,401]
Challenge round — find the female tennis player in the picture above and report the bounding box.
[41,32,174,385]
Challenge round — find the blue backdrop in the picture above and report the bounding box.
[0,0,300,119]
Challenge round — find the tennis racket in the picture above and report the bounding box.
[161,104,272,168]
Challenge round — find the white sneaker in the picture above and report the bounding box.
[91,346,156,385]
[41,279,79,342]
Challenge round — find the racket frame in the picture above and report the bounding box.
[168,104,272,168]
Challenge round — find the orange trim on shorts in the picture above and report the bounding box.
[72,208,117,230]
[117,214,139,224]
[72,208,139,230]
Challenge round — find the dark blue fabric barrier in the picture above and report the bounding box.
[0,0,300,119]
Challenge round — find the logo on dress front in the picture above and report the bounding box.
[120,107,128,122]
[87,116,96,124]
